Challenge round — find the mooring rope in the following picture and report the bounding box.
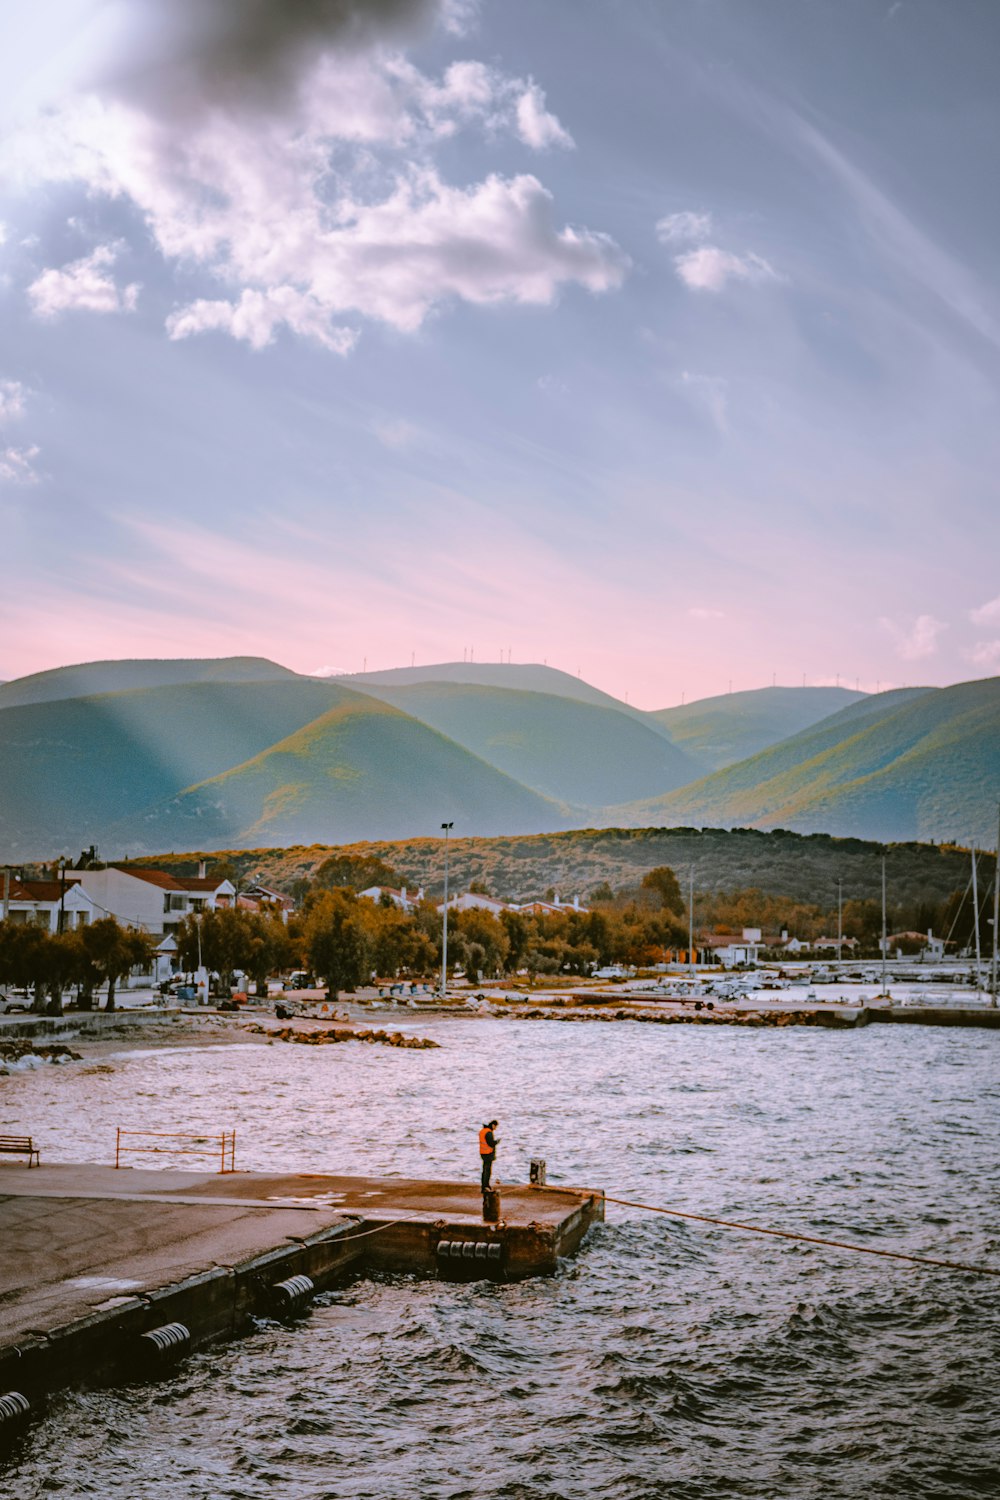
[541,1187,1000,1278]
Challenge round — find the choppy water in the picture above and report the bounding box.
[2,1017,1000,1499]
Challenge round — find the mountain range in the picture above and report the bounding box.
[0,655,997,858]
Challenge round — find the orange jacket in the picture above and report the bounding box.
[479,1126,496,1156]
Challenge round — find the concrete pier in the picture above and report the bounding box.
[0,1163,603,1406]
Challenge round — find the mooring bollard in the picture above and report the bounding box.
[482,1187,501,1222]
[529,1158,547,1186]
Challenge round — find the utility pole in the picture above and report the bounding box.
[837,878,843,972]
[440,822,454,997]
[688,867,695,978]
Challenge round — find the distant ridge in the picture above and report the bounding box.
[649,685,866,770]
[336,661,640,716]
[616,679,1000,846]
[0,656,298,710]
[348,680,705,805]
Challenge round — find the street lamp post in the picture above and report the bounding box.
[440,822,454,997]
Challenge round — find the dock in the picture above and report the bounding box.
[0,1163,603,1409]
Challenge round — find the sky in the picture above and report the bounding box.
[1,0,999,710]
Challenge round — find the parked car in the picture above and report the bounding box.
[0,992,30,1014]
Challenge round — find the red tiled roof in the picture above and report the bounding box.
[4,878,82,902]
[111,867,228,893]
[112,866,183,891]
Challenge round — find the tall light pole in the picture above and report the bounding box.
[440,822,454,997]
[837,878,843,971]
[688,867,695,978]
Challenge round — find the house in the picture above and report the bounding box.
[236,883,295,917]
[437,891,508,915]
[700,931,760,967]
[74,866,236,937]
[360,885,425,913]
[0,875,100,932]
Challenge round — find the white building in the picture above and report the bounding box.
[360,885,425,912]
[75,865,235,937]
[0,875,100,932]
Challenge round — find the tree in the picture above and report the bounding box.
[641,866,685,916]
[83,918,151,1010]
[0,921,50,1011]
[312,853,398,893]
[302,890,369,999]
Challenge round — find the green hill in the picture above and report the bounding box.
[648,686,867,770]
[348,681,704,805]
[336,661,643,717]
[0,677,351,856]
[133,826,983,912]
[0,656,299,711]
[617,679,1000,846]
[127,694,573,849]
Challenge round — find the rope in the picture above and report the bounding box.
[543,1187,1000,1278]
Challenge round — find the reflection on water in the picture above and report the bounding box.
[2,1019,999,1499]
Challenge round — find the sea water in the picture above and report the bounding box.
[1,1017,998,1499]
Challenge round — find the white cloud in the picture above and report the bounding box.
[167,288,357,353]
[514,83,573,150]
[970,595,1000,627]
[28,244,139,320]
[8,18,619,352]
[688,606,726,621]
[879,613,947,661]
[674,246,779,293]
[371,416,421,448]
[0,444,40,485]
[0,379,27,422]
[968,640,1000,670]
[679,371,729,433]
[656,211,711,245]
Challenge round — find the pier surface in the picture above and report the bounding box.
[0,1163,603,1402]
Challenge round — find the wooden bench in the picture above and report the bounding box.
[0,1135,40,1167]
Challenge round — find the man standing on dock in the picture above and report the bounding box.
[479,1119,498,1191]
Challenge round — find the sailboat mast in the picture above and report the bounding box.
[881,856,888,996]
[992,805,1000,1008]
[971,844,981,996]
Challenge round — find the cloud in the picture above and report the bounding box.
[8,4,621,351]
[970,595,1000,627]
[514,83,573,150]
[879,613,947,660]
[656,211,712,245]
[91,0,449,120]
[688,606,726,621]
[0,379,27,423]
[674,246,779,293]
[371,417,422,448]
[968,640,1000,670]
[0,444,40,485]
[28,244,140,320]
[679,371,728,433]
[167,288,357,352]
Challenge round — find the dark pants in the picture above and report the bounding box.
[481,1152,495,1191]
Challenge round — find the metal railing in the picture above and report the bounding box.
[114,1127,237,1173]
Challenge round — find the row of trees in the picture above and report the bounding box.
[165,864,691,998]
[0,918,153,1014]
